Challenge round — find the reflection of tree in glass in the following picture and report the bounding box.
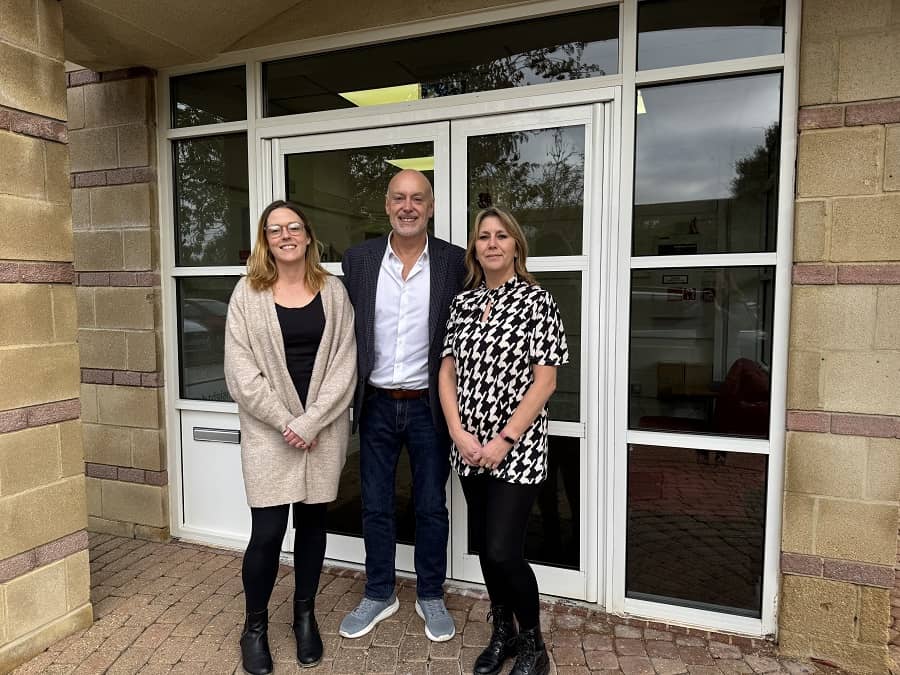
[730,122,780,199]
[176,136,230,265]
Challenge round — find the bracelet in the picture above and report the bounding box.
[501,433,517,445]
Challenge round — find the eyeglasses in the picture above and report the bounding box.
[265,222,305,237]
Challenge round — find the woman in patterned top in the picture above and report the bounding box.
[439,206,568,675]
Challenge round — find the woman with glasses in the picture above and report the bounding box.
[225,200,356,674]
[439,207,568,675]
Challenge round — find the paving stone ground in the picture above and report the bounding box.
[14,534,837,674]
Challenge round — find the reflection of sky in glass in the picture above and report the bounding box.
[514,39,619,85]
[639,27,782,70]
[634,74,781,205]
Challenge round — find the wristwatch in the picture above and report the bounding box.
[501,433,517,445]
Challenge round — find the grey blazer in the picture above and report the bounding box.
[341,233,466,435]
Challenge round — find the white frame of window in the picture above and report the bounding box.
[157,0,800,637]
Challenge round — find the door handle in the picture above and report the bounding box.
[193,427,241,444]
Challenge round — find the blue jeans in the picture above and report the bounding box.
[359,389,450,600]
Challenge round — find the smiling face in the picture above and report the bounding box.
[475,215,517,281]
[384,170,434,241]
[265,207,310,268]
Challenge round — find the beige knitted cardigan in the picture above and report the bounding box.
[224,274,357,507]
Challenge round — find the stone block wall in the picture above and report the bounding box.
[782,1,900,673]
[0,1,92,671]
[66,68,169,542]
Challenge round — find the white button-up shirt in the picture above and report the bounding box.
[369,235,431,390]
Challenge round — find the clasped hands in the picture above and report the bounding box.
[454,429,507,470]
[283,427,318,450]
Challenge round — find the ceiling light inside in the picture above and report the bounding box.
[385,156,435,172]
[338,83,421,107]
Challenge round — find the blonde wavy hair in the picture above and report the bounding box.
[464,206,537,290]
[246,200,328,292]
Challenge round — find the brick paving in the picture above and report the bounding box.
[13,534,833,674]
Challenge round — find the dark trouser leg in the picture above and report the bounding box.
[460,473,510,606]
[359,392,404,600]
[243,504,290,612]
[292,501,327,667]
[404,398,450,600]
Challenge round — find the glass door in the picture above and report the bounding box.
[449,106,604,601]
[273,123,451,570]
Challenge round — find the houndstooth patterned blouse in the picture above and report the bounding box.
[442,275,568,484]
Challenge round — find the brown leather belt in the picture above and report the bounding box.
[374,387,428,400]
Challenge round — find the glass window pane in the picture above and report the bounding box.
[178,276,239,401]
[633,74,781,256]
[468,126,585,257]
[174,133,250,266]
[638,0,785,70]
[629,267,774,438]
[264,7,618,117]
[627,445,767,617]
[285,142,434,263]
[171,66,247,128]
[468,436,581,570]
[534,271,581,422]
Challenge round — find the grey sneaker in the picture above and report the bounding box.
[339,595,399,638]
[415,597,456,642]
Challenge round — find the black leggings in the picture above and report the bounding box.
[460,473,542,630]
[242,502,327,612]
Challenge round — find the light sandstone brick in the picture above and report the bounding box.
[65,549,90,612]
[118,124,150,167]
[94,287,156,329]
[815,499,898,565]
[132,428,163,471]
[0,585,5,643]
[0,195,72,261]
[84,78,149,127]
[785,431,866,499]
[68,126,117,173]
[790,286,876,350]
[66,86,85,130]
[0,130,47,199]
[782,493,816,554]
[52,285,78,342]
[73,229,124,272]
[799,40,838,106]
[0,41,66,119]
[787,350,823,410]
[80,383,98,423]
[866,438,900,501]
[793,200,829,262]
[0,0,39,49]
[90,182,151,229]
[0,475,87,560]
[126,329,157,371]
[0,425,60,496]
[123,228,153,271]
[798,638,889,675]
[0,343,79,410]
[97,385,160,429]
[802,0,892,37]
[77,328,127,370]
[821,351,900,416]
[134,524,169,541]
[71,187,89,230]
[0,604,92,674]
[81,422,131,466]
[75,287,95,328]
[875,286,900,349]
[797,128,883,197]
[5,559,67,641]
[85,475,102,515]
[0,283,54,346]
[100,480,167,528]
[859,586,891,645]
[36,0,64,61]
[43,139,70,204]
[885,125,900,191]
[87,514,134,538]
[838,32,900,102]
[58,420,84,478]
[832,195,900,261]
[779,575,858,641]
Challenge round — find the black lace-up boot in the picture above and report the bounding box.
[509,625,549,675]
[473,604,518,675]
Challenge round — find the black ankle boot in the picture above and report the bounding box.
[240,609,273,675]
[293,597,323,667]
[474,605,518,675]
[509,626,549,675]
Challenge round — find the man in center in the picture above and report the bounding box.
[339,169,466,642]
